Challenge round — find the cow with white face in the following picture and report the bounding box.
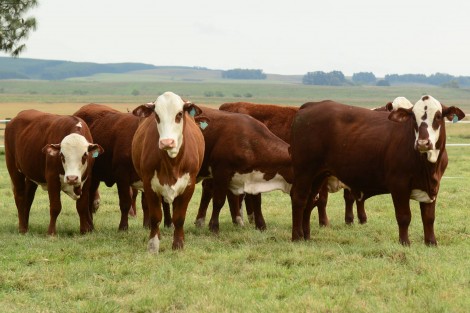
[290,96,465,245]
[132,92,205,253]
[4,110,103,235]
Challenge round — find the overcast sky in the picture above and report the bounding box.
[3,0,470,77]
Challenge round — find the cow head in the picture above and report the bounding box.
[42,133,104,186]
[136,91,202,158]
[389,95,465,163]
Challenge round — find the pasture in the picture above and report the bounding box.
[0,81,469,312]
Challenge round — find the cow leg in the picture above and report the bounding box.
[116,182,133,231]
[128,187,138,217]
[227,191,244,226]
[10,172,29,233]
[144,188,163,253]
[76,179,94,234]
[195,179,213,227]
[356,198,367,224]
[89,179,100,214]
[171,185,195,250]
[420,202,437,246]
[343,189,355,224]
[141,192,150,228]
[242,193,255,224]
[47,188,62,235]
[22,180,38,232]
[208,176,230,234]
[247,194,266,231]
[162,200,173,228]
[391,194,411,246]
[316,183,329,227]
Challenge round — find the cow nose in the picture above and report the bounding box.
[159,139,175,150]
[66,175,79,185]
[416,139,431,151]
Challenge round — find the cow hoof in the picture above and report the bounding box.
[172,240,184,250]
[194,218,205,228]
[234,216,244,227]
[247,213,254,224]
[128,207,136,217]
[164,222,174,229]
[148,236,160,254]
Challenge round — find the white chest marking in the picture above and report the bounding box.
[229,170,291,195]
[132,180,144,192]
[150,172,191,204]
[410,189,435,203]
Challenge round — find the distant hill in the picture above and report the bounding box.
[0,57,157,80]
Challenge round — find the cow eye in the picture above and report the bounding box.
[60,152,65,163]
[155,114,161,123]
[82,152,87,164]
[175,111,183,123]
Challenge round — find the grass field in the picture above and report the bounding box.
[0,81,469,312]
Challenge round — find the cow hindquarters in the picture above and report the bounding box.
[420,202,437,246]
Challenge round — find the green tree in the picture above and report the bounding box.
[352,72,376,84]
[0,0,38,56]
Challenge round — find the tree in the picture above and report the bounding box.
[0,0,38,56]
[376,79,390,86]
[352,72,376,84]
[302,70,347,86]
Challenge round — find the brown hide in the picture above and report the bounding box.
[73,104,146,230]
[132,107,204,251]
[290,100,457,245]
[194,107,292,233]
[4,110,100,235]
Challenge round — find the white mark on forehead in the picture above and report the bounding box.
[76,121,83,128]
[413,95,442,117]
[392,97,413,110]
[155,91,184,117]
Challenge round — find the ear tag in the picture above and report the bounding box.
[452,114,458,123]
[190,108,196,117]
[92,151,99,158]
[199,121,208,130]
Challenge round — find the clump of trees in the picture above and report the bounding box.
[0,0,38,56]
[352,72,376,84]
[222,69,266,80]
[302,71,347,86]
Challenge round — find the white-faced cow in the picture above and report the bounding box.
[4,110,103,234]
[131,92,205,253]
[289,95,465,245]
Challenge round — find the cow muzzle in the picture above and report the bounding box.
[66,175,80,185]
[416,139,432,152]
[159,138,176,150]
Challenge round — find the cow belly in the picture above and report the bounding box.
[229,171,291,195]
[410,189,435,203]
[151,172,191,204]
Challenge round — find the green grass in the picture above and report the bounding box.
[0,82,470,312]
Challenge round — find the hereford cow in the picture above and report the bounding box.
[74,104,151,230]
[131,92,205,252]
[4,110,103,234]
[289,96,465,245]
[193,107,303,233]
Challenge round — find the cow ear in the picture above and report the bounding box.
[385,102,394,112]
[194,116,210,130]
[132,103,155,118]
[388,108,413,123]
[184,102,202,117]
[42,144,61,156]
[88,144,104,158]
[442,105,466,122]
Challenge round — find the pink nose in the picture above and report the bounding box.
[416,139,431,151]
[66,175,79,185]
[159,138,175,150]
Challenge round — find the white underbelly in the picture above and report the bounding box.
[410,189,435,203]
[229,170,291,195]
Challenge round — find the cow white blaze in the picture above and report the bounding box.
[412,95,443,163]
[151,171,191,203]
[153,91,186,158]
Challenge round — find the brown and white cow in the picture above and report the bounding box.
[4,110,103,235]
[289,96,465,245]
[193,107,298,233]
[131,92,205,252]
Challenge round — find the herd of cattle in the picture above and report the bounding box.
[4,92,465,252]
